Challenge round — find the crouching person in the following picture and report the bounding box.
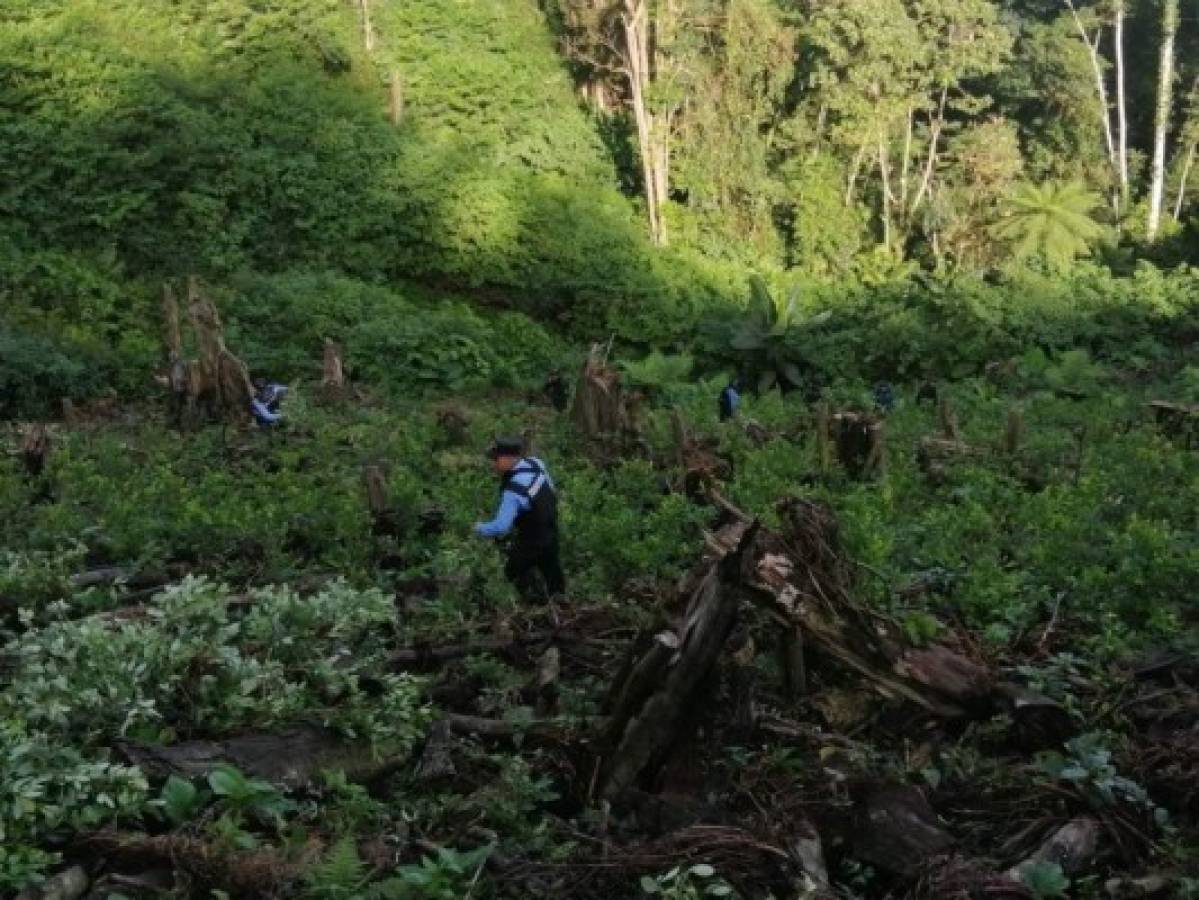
[251,378,288,426]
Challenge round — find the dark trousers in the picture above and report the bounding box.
[505,539,565,602]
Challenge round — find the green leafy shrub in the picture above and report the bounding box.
[0,326,109,419]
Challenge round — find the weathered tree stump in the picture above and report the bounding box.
[571,345,629,456]
[320,338,346,400]
[435,403,470,447]
[830,411,885,480]
[20,423,50,478]
[160,278,255,429]
[597,523,749,799]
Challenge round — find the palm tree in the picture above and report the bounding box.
[989,181,1106,269]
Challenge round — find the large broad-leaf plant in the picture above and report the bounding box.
[727,276,828,393]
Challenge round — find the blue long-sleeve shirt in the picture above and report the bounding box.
[251,398,282,424]
[251,383,288,425]
[475,458,553,538]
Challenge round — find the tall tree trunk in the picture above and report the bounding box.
[1175,140,1197,220]
[360,0,374,52]
[1114,1,1130,202]
[1066,3,1118,209]
[389,70,404,125]
[1147,0,1179,241]
[909,87,948,217]
[877,130,894,253]
[621,0,666,245]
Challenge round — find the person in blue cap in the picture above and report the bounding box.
[718,377,742,422]
[251,378,288,426]
[475,436,565,602]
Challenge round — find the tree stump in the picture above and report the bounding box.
[570,345,629,456]
[187,277,253,425]
[320,338,346,401]
[830,412,885,480]
[597,523,750,799]
[20,423,50,479]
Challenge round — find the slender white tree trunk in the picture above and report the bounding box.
[622,0,665,245]
[1066,2,1117,179]
[1147,0,1179,240]
[877,130,894,253]
[1175,140,1197,220]
[1114,1,1130,200]
[360,0,374,52]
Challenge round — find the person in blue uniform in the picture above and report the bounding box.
[251,379,288,426]
[719,378,742,422]
[475,437,565,602]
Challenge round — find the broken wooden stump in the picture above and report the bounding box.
[415,718,457,782]
[829,411,885,480]
[1002,405,1025,455]
[319,338,346,400]
[159,277,256,430]
[20,422,50,478]
[938,392,962,442]
[597,525,748,799]
[187,277,254,426]
[570,345,629,455]
[672,408,733,496]
[852,783,953,877]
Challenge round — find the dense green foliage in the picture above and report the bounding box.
[2,1,1199,893]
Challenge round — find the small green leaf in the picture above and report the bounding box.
[640,875,662,894]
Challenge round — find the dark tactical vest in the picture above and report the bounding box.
[501,459,558,548]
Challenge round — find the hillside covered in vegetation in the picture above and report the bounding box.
[1,0,1198,898]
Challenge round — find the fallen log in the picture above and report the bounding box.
[389,633,552,668]
[443,712,587,741]
[81,830,303,899]
[115,725,386,787]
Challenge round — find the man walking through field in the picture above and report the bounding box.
[475,437,566,602]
